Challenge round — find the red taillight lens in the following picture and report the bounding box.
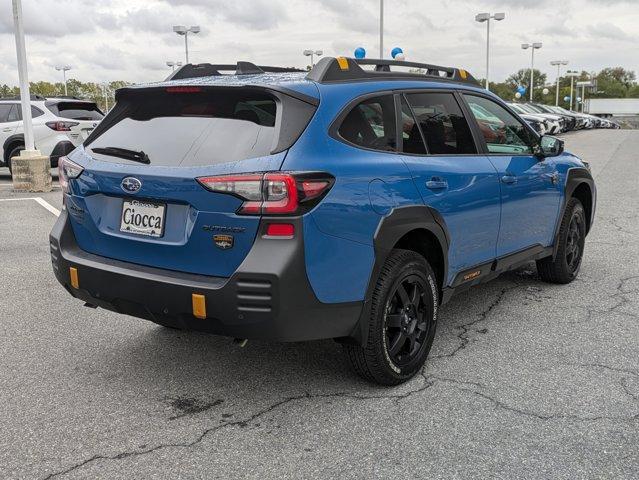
[196,172,334,216]
[265,223,295,237]
[58,156,84,193]
[46,121,79,131]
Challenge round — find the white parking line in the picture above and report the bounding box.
[0,197,61,217]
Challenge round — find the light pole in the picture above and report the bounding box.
[380,0,384,58]
[173,25,200,64]
[475,12,505,91]
[11,0,50,191]
[550,60,568,106]
[566,70,579,110]
[55,65,72,95]
[166,61,183,72]
[303,50,323,68]
[521,42,542,101]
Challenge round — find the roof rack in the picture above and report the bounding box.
[166,62,306,81]
[306,57,480,86]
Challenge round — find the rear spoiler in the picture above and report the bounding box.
[166,62,305,81]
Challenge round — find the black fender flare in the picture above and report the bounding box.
[347,205,450,345]
[553,167,596,258]
[3,134,25,163]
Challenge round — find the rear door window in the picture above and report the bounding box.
[404,93,477,155]
[47,102,104,120]
[338,95,397,152]
[88,90,280,167]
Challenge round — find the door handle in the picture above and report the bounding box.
[501,174,518,185]
[2,128,13,133]
[425,178,448,190]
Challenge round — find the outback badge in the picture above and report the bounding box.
[213,234,234,250]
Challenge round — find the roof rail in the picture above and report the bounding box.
[166,62,306,81]
[306,57,481,86]
[0,94,47,101]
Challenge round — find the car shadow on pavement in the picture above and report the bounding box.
[98,264,546,408]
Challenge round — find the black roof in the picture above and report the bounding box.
[306,57,481,86]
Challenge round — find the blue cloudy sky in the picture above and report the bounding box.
[0,0,637,85]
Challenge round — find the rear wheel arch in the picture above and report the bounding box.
[347,206,449,346]
[3,134,25,165]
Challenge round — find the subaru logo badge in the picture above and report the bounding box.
[121,177,142,194]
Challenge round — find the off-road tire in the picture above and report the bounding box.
[344,249,439,386]
[537,197,586,284]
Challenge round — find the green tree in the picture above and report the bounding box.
[506,69,547,102]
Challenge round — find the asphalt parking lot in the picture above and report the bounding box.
[1,130,638,479]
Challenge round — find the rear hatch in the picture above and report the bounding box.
[46,100,105,144]
[65,85,317,277]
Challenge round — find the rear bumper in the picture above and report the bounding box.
[49,210,362,342]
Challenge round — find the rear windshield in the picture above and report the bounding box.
[87,90,281,167]
[47,101,104,120]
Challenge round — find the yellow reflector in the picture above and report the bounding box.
[337,57,349,71]
[69,267,79,289]
[459,69,468,79]
[192,294,207,319]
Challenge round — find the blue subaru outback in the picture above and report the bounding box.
[50,57,595,385]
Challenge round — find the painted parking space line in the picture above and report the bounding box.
[0,197,61,217]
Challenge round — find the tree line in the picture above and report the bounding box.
[487,67,639,107]
[0,80,130,112]
[1,67,637,112]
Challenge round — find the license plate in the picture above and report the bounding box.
[120,199,166,238]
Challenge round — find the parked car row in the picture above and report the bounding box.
[508,102,620,135]
[0,95,104,174]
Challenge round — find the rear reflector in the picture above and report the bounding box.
[69,267,79,289]
[265,223,295,237]
[192,294,207,319]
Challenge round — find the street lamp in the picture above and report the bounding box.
[55,65,72,96]
[565,70,580,111]
[380,0,384,58]
[475,12,505,91]
[550,60,569,106]
[521,42,542,101]
[172,25,200,64]
[166,61,183,72]
[303,50,323,68]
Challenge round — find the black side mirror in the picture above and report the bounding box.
[538,135,564,158]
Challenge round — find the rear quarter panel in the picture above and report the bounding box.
[283,83,425,303]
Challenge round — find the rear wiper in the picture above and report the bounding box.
[91,147,150,165]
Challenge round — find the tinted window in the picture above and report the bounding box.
[0,104,12,123]
[400,97,426,154]
[47,102,104,120]
[338,95,397,152]
[464,95,537,154]
[89,90,279,167]
[405,93,476,155]
[6,105,20,122]
[14,106,45,120]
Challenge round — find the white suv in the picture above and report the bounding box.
[0,95,104,175]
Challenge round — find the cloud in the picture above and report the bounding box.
[586,22,634,41]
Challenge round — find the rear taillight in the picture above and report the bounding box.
[46,121,79,131]
[196,172,334,216]
[58,156,84,194]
